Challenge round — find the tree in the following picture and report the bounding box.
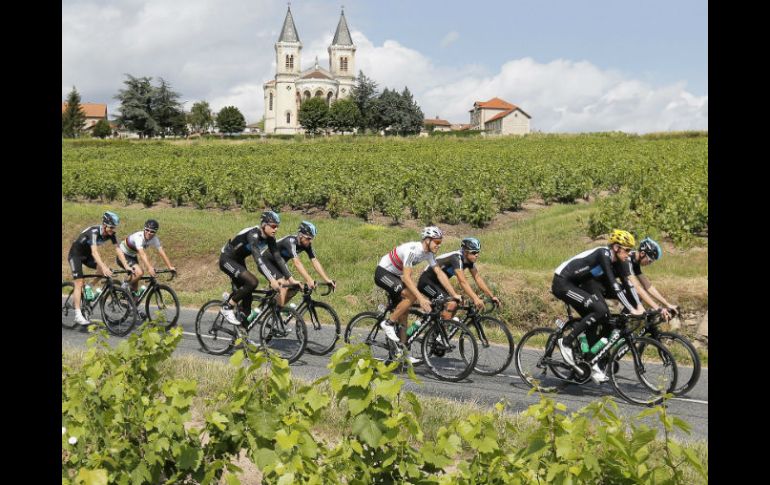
[62,86,87,138]
[371,87,424,136]
[216,106,246,134]
[298,97,329,135]
[152,78,185,138]
[350,71,379,133]
[328,98,359,134]
[91,119,112,139]
[188,101,213,134]
[115,75,157,138]
[397,87,424,136]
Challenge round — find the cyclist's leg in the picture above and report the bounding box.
[219,255,258,314]
[579,279,613,346]
[116,255,142,293]
[375,266,407,343]
[417,273,455,320]
[68,250,86,312]
[551,275,609,347]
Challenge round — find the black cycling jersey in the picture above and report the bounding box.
[261,235,316,264]
[221,226,291,279]
[627,250,643,276]
[69,225,117,257]
[554,246,636,311]
[422,250,474,284]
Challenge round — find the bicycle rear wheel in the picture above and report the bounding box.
[469,316,515,376]
[609,336,678,406]
[61,282,79,329]
[100,286,138,336]
[194,300,237,355]
[422,319,477,382]
[260,307,307,364]
[301,301,340,356]
[514,327,573,392]
[144,284,181,328]
[344,312,395,362]
[655,332,701,396]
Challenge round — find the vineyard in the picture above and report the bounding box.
[62,133,708,245]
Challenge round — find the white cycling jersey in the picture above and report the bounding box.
[377,241,437,276]
[119,231,162,258]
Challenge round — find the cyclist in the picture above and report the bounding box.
[614,237,676,320]
[551,229,645,383]
[218,211,292,325]
[375,226,460,355]
[67,211,134,326]
[417,237,501,320]
[258,220,335,307]
[116,219,176,300]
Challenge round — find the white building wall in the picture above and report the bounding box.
[502,110,531,135]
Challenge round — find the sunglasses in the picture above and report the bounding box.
[468,251,480,255]
[266,223,279,229]
[145,229,157,234]
[105,225,116,230]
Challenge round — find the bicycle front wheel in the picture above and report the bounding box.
[469,316,515,376]
[301,301,341,356]
[100,286,138,336]
[194,300,237,355]
[422,319,477,382]
[344,313,383,359]
[656,332,701,396]
[144,284,181,328]
[514,327,570,392]
[260,307,307,364]
[609,336,678,406]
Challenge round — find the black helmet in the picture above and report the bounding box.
[461,237,481,252]
[102,211,120,226]
[144,219,159,231]
[298,220,317,237]
[261,210,281,225]
[639,237,662,261]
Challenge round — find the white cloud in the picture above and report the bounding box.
[440,31,459,48]
[63,0,707,132]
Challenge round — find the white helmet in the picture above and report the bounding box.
[421,226,444,240]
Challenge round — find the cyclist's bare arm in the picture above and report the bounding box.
[470,267,501,305]
[455,268,483,308]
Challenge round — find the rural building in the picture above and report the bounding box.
[469,97,531,135]
[263,6,356,134]
[424,117,452,132]
[61,102,108,131]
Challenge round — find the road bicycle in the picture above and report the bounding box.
[282,281,340,356]
[113,268,180,329]
[194,283,307,363]
[514,308,678,406]
[451,298,514,376]
[345,294,479,382]
[62,273,138,336]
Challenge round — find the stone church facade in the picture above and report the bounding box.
[263,7,356,134]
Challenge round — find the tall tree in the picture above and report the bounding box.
[328,98,359,134]
[62,86,87,138]
[91,119,112,139]
[216,106,246,134]
[350,71,379,133]
[152,78,185,138]
[188,101,213,133]
[397,87,424,136]
[115,75,157,138]
[298,97,329,135]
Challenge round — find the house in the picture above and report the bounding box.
[469,97,531,135]
[61,102,108,131]
[244,123,263,134]
[423,116,452,133]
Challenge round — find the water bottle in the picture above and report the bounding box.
[247,308,262,323]
[288,303,297,310]
[222,292,230,301]
[135,285,147,298]
[590,337,609,354]
[84,285,95,301]
[577,334,590,353]
[95,287,103,298]
[406,319,422,337]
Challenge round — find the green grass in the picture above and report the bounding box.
[62,200,707,343]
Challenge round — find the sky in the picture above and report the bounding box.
[62,0,708,133]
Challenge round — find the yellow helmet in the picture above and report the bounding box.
[609,229,636,249]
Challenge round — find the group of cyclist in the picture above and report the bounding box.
[67,211,676,386]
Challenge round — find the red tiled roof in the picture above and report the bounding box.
[474,97,515,110]
[61,102,107,118]
[485,107,532,123]
[424,118,451,126]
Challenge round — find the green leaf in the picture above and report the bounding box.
[178,445,203,470]
[75,468,108,485]
[351,414,382,448]
[349,439,363,455]
[275,429,300,450]
[672,416,692,434]
[225,474,241,485]
[253,448,279,469]
[230,349,245,367]
[207,411,229,431]
[373,377,402,400]
[477,435,499,454]
[277,473,295,485]
[305,387,331,412]
[683,447,708,479]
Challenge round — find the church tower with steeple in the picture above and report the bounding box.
[263,6,357,134]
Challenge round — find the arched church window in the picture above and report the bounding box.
[304,90,311,101]
[286,55,294,70]
[327,92,333,105]
[315,90,323,98]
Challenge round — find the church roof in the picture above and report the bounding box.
[331,10,353,46]
[278,6,300,43]
[299,58,335,80]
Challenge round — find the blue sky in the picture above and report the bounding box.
[62,0,708,132]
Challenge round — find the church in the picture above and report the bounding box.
[263,6,356,134]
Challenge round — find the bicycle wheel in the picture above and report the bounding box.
[468,316,515,376]
[259,307,307,363]
[144,284,181,329]
[194,300,237,355]
[514,327,573,392]
[301,301,341,356]
[345,312,394,362]
[609,336,678,406]
[61,282,79,329]
[422,319,477,382]
[100,286,138,336]
[654,332,701,396]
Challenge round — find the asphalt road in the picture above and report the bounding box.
[62,305,708,441]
